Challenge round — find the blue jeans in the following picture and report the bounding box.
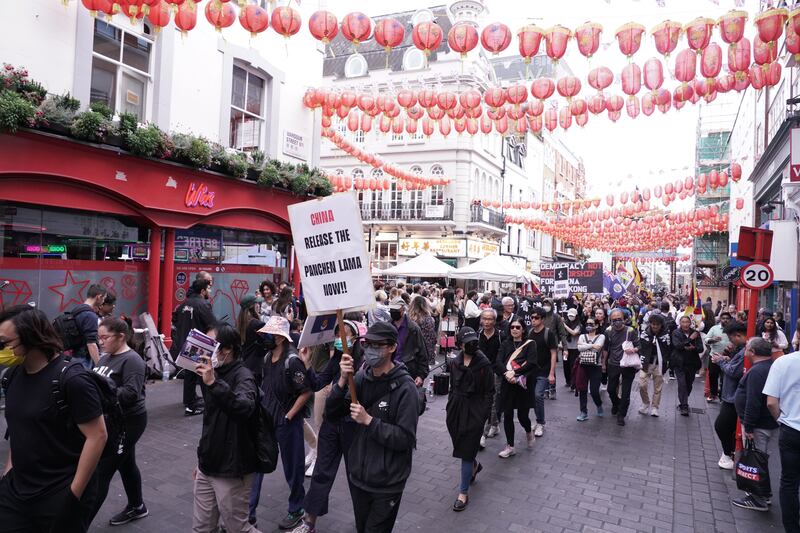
[533,376,549,425]
[249,416,305,519]
[459,459,476,494]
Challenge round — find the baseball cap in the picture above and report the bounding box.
[567,308,578,318]
[364,321,398,344]
[457,326,479,344]
[388,297,407,310]
[240,294,264,309]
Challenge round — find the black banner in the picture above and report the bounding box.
[540,262,604,295]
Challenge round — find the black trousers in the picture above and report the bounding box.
[714,401,738,457]
[607,366,637,419]
[349,482,404,533]
[579,365,603,413]
[780,424,800,533]
[0,473,98,533]
[563,349,579,388]
[707,361,721,398]
[674,367,696,409]
[88,412,148,523]
[303,419,354,517]
[183,371,200,408]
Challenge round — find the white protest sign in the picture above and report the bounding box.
[288,193,374,315]
[553,266,570,299]
[297,313,338,348]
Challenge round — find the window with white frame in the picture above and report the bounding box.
[230,65,266,151]
[527,229,537,249]
[430,165,445,205]
[352,129,365,144]
[391,130,405,142]
[403,48,426,71]
[408,166,424,209]
[90,19,153,120]
[345,54,368,78]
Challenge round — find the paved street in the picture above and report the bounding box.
[0,363,786,533]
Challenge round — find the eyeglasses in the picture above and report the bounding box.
[509,325,523,330]
[530,316,542,320]
[611,318,624,323]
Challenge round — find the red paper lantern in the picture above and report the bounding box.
[205,1,235,32]
[518,25,544,64]
[81,0,114,18]
[736,198,744,210]
[675,49,697,84]
[556,76,581,101]
[750,64,767,90]
[544,25,571,63]
[753,8,788,50]
[786,23,800,62]
[641,93,655,116]
[544,107,558,132]
[605,95,624,113]
[719,171,729,188]
[308,10,338,45]
[615,22,645,58]
[731,162,742,182]
[238,4,269,38]
[396,89,416,109]
[753,36,777,66]
[506,85,528,106]
[728,38,751,75]
[448,22,479,59]
[418,89,438,109]
[146,0,171,33]
[587,94,606,114]
[651,20,682,59]
[173,1,198,34]
[718,10,748,46]
[576,112,588,128]
[684,17,714,53]
[621,63,641,97]
[437,91,457,110]
[767,62,782,88]
[481,22,512,55]
[412,21,443,57]
[271,6,301,38]
[459,90,481,110]
[527,115,542,133]
[588,67,614,92]
[626,96,640,118]
[574,22,602,59]
[484,87,506,109]
[531,78,555,101]
[374,18,405,56]
[700,42,722,79]
[341,12,372,49]
[642,58,664,92]
[570,98,587,116]
[608,110,621,123]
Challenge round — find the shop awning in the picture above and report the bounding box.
[450,254,532,283]
[380,252,454,278]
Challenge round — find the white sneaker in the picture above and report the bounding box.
[479,435,486,449]
[304,450,316,469]
[498,445,516,458]
[638,406,650,415]
[305,459,316,477]
[650,407,659,417]
[487,425,499,438]
[533,424,544,437]
[718,453,735,470]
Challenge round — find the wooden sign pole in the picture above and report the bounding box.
[336,309,359,405]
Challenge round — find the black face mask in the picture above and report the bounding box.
[261,333,276,350]
[464,341,478,355]
[390,309,403,321]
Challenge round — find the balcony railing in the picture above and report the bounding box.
[359,200,454,222]
[469,203,505,229]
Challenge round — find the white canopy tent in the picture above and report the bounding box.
[449,254,532,283]
[379,252,455,278]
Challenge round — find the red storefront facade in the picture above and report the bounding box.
[0,131,303,344]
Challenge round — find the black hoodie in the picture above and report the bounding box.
[325,363,418,494]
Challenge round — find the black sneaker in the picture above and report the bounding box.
[732,494,768,512]
[185,406,204,416]
[617,418,625,426]
[611,406,619,416]
[109,504,149,526]
[279,510,305,530]
[680,407,690,417]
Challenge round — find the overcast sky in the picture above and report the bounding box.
[323,0,759,202]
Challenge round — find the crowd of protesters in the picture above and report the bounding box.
[0,272,799,533]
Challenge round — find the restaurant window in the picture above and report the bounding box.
[0,203,146,262]
[374,242,397,270]
[175,226,289,267]
[230,64,266,152]
[90,19,153,121]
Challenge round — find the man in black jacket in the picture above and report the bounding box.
[388,298,429,387]
[637,314,672,418]
[326,322,419,533]
[671,316,704,416]
[171,279,217,416]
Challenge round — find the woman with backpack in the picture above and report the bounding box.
[575,318,606,421]
[88,317,148,526]
[0,305,107,533]
[192,323,261,533]
[496,318,538,458]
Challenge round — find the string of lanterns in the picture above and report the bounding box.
[471,163,744,212]
[321,127,452,192]
[614,254,691,263]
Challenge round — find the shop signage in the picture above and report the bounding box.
[467,240,500,259]
[375,232,398,242]
[185,182,216,209]
[791,127,800,182]
[424,204,445,218]
[24,244,66,254]
[283,130,308,161]
[398,238,466,257]
[540,261,604,294]
[288,193,374,315]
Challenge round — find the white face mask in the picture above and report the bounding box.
[543,306,552,313]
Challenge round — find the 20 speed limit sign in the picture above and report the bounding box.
[740,262,774,290]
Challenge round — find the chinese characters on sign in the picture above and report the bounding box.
[398,238,499,258]
[283,131,308,161]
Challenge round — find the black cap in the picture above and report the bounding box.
[364,321,398,344]
[457,326,479,344]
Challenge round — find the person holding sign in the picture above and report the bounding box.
[325,322,419,533]
[248,316,311,530]
[191,324,260,533]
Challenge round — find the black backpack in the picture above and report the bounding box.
[52,309,91,353]
[249,388,279,474]
[1,359,127,459]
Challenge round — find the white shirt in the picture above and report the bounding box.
[762,351,800,432]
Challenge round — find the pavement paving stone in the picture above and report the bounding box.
[0,364,787,532]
